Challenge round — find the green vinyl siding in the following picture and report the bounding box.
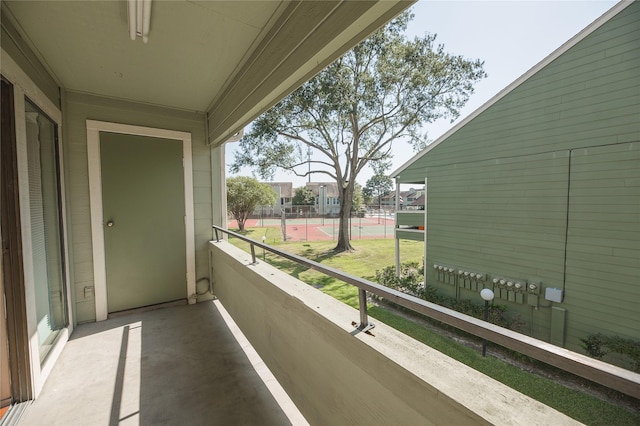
[398,2,640,184]
[395,230,424,242]
[425,153,569,341]
[396,211,425,228]
[563,142,640,357]
[396,3,640,353]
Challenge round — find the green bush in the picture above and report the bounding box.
[581,333,640,372]
[375,263,523,330]
[374,262,428,298]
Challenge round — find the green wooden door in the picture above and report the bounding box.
[100,132,186,313]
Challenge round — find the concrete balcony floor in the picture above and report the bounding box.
[20,301,307,425]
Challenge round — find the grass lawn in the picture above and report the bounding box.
[227,228,640,425]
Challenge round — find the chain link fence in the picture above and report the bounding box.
[230,204,396,241]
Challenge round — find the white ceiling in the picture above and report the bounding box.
[3,1,283,111]
[3,0,412,144]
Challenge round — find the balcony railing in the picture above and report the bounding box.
[212,225,640,400]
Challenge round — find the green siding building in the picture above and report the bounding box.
[392,1,639,365]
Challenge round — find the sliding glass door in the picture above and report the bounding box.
[24,100,68,362]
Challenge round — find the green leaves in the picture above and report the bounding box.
[233,9,486,184]
[232,9,486,249]
[292,186,315,206]
[581,333,640,372]
[363,174,393,205]
[226,177,277,231]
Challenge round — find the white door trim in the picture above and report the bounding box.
[3,47,73,397]
[86,120,195,321]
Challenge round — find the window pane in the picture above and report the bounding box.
[25,100,67,363]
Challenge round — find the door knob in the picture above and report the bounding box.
[106,220,115,228]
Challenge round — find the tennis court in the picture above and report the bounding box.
[228,215,395,241]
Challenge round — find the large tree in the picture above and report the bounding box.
[227,177,276,231]
[232,11,486,251]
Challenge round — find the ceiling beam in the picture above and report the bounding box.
[206,0,413,146]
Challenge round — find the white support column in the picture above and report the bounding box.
[424,177,428,284]
[395,178,400,277]
[211,143,227,233]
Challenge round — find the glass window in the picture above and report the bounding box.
[25,99,67,363]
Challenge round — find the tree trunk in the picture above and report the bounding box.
[236,212,247,231]
[334,187,353,252]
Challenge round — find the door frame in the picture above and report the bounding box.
[86,120,195,321]
[2,47,71,398]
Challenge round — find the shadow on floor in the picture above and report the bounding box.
[21,302,300,426]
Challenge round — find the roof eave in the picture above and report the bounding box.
[391,0,632,181]
[208,0,413,146]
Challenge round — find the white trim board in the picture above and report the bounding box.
[3,49,72,398]
[86,120,196,322]
[0,48,61,124]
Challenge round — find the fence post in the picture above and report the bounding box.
[250,243,257,264]
[384,212,387,238]
[281,210,287,241]
[357,288,374,332]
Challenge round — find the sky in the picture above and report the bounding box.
[225,0,619,189]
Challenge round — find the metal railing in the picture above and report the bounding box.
[212,225,640,399]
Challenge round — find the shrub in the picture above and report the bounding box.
[375,263,523,331]
[581,333,640,372]
[443,294,523,330]
[374,262,428,298]
[580,334,609,359]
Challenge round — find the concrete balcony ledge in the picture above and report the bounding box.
[210,240,580,425]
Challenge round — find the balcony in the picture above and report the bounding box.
[19,237,638,425]
[395,210,425,241]
[19,299,306,425]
